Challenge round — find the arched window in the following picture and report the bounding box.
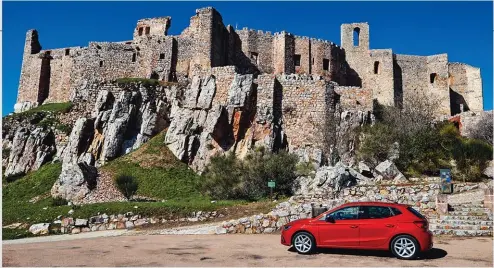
[430,73,437,84]
[353,27,360,47]
[374,61,380,74]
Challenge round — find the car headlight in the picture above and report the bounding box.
[283,225,292,231]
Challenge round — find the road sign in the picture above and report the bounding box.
[268,180,275,188]
[440,169,453,194]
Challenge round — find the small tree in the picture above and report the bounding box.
[115,175,138,200]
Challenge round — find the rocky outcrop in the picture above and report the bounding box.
[165,74,256,172]
[51,162,98,204]
[4,127,56,177]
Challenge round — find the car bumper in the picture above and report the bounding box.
[280,231,291,246]
[422,231,434,251]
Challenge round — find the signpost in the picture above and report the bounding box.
[268,180,276,200]
[440,169,453,194]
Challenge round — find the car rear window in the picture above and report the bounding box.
[407,206,426,219]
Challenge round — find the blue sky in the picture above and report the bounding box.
[2,1,493,115]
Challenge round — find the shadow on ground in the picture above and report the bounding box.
[288,247,448,260]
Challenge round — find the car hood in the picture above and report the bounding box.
[289,218,315,226]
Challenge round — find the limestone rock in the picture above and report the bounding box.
[4,127,56,177]
[101,91,135,161]
[196,75,216,109]
[374,160,403,180]
[228,74,253,107]
[358,162,372,177]
[51,162,98,204]
[61,118,94,164]
[74,219,88,227]
[29,223,50,235]
[483,161,493,178]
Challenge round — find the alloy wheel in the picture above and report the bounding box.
[393,237,416,258]
[294,234,312,253]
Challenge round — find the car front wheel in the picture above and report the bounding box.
[292,232,316,254]
[390,235,420,260]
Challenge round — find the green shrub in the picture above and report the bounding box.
[200,153,243,200]
[295,160,317,177]
[357,123,397,166]
[115,175,139,200]
[51,197,68,207]
[201,149,299,201]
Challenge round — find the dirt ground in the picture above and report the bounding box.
[3,234,493,267]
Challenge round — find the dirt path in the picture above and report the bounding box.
[3,234,492,267]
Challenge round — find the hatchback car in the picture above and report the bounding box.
[280,201,433,259]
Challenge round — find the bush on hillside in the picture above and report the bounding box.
[358,94,492,181]
[115,175,139,200]
[201,149,299,201]
[51,197,68,207]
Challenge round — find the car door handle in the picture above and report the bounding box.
[386,224,395,228]
[350,225,358,228]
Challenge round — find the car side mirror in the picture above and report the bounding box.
[325,215,335,223]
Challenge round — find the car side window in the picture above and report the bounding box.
[359,206,394,219]
[390,207,402,216]
[326,206,359,220]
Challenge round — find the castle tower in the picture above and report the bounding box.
[341,22,369,52]
[133,16,171,40]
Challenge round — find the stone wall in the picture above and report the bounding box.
[449,63,484,115]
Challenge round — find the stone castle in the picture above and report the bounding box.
[15,7,483,118]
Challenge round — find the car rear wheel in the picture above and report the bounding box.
[390,235,419,260]
[292,232,316,254]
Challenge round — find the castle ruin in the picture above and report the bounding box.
[15,7,483,118]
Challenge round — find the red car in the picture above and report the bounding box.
[280,201,433,259]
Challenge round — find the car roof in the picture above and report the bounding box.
[337,201,409,208]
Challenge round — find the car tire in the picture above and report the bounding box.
[292,231,316,255]
[390,235,420,260]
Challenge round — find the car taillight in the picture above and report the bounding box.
[414,220,428,230]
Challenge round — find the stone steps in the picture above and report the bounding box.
[449,203,485,209]
[429,223,493,231]
[449,207,492,213]
[429,219,493,226]
[447,211,493,216]
[430,229,493,236]
[440,215,493,221]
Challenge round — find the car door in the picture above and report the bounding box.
[358,205,398,248]
[315,206,360,247]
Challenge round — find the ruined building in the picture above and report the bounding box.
[15,7,483,117]
[9,6,486,177]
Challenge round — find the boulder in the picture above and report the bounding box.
[483,161,493,178]
[374,160,404,180]
[74,219,88,227]
[51,162,98,204]
[29,223,50,235]
[358,162,373,178]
